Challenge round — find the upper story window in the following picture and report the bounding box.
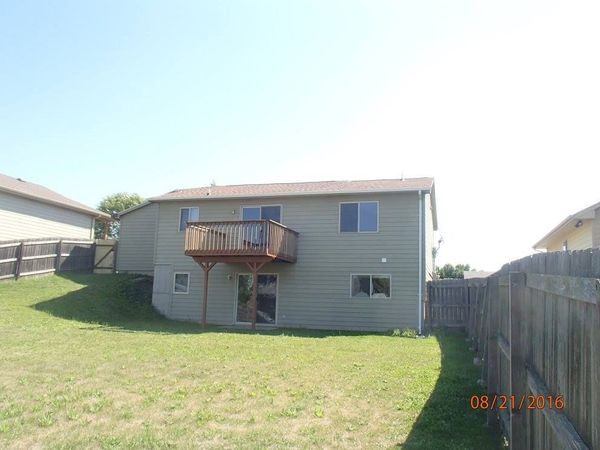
[179,207,199,231]
[340,202,378,233]
[242,205,282,223]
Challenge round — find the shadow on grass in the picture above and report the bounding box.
[32,273,379,338]
[32,274,500,447]
[399,331,502,449]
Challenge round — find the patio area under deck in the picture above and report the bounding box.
[184,220,299,329]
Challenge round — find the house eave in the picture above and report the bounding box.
[0,186,111,220]
[148,187,435,203]
[532,201,599,250]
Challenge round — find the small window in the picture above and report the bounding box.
[340,202,378,232]
[179,207,199,231]
[351,274,391,298]
[173,272,190,294]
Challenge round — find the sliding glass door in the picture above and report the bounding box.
[236,274,278,324]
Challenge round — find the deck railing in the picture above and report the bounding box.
[184,220,298,262]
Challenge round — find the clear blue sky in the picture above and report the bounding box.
[1,1,599,270]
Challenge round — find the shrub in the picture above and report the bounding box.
[392,328,418,338]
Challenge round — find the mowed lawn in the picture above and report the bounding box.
[0,275,498,449]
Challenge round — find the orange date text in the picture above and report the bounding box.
[470,394,564,411]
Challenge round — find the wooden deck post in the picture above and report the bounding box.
[200,262,216,327]
[246,261,267,330]
[251,269,258,330]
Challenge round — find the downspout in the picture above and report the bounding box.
[418,190,423,335]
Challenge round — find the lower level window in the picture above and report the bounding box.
[173,272,190,294]
[351,274,391,298]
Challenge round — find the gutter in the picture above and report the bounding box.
[147,186,435,202]
[418,190,423,335]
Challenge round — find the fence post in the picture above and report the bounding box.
[465,281,471,338]
[510,271,527,450]
[15,241,24,280]
[91,241,97,273]
[486,276,499,426]
[55,240,62,273]
[424,283,430,333]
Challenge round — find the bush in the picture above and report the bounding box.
[115,275,153,306]
[392,328,418,338]
[112,275,156,319]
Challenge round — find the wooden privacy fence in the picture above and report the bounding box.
[0,237,114,280]
[427,249,600,450]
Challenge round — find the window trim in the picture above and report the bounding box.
[240,204,284,224]
[349,273,392,299]
[173,272,191,294]
[178,207,199,232]
[339,201,380,233]
[233,272,279,326]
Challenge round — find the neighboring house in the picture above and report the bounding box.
[463,270,493,279]
[117,178,438,332]
[533,201,600,252]
[0,172,110,241]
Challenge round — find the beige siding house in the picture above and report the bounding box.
[0,172,110,241]
[117,178,438,332]
[533,200,600,252]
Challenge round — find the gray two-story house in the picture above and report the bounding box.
[117,178,438,332]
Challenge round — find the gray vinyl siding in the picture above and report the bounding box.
[152,192,422,331]
[116,203,159,275]
[0,190,94,241]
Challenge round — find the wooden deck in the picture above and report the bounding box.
[184,220,298,263]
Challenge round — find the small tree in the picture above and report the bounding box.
[95,193,144,239]
[435,263,475,279]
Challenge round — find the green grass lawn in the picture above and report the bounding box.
[0,274,498,449]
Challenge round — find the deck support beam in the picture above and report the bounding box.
[246,261,268,330]
[199,262,217,327]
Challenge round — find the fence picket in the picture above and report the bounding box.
[427,248,599,449]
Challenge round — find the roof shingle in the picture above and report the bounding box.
[0,172,110,219]
[149,177,434,201]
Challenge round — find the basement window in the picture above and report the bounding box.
[351,274,391,298]
[179,207,199,231]
[173,272,190,294]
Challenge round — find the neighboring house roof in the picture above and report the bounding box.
[533,200,600,250]
[463,270,493,279]
[145,177,438,229]
[0,172,110,220]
